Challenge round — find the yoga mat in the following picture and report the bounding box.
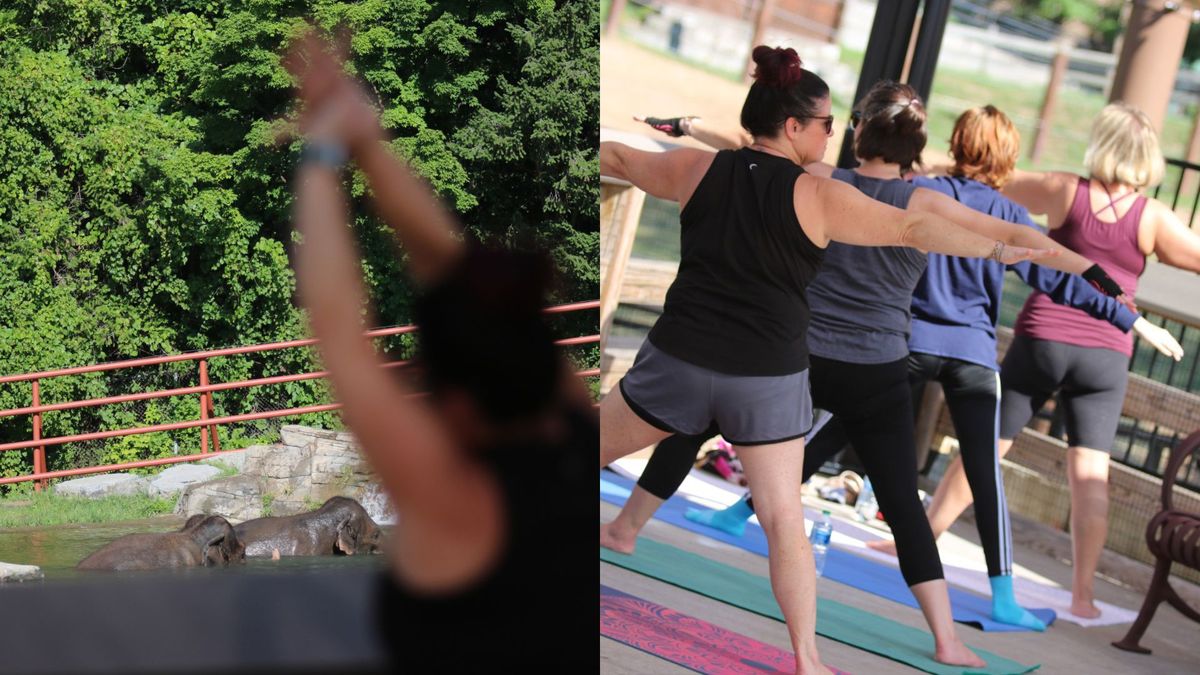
[601,473,1057,632]
[609,460,1136,628]
[601,537,1040,675]
[601,585,811,674]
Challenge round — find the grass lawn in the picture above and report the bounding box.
[0,491,175,529]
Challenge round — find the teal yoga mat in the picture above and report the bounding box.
[601,537,1039,675]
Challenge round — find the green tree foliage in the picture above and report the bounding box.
[0,1,598,483]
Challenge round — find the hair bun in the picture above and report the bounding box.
[751,46,804,87]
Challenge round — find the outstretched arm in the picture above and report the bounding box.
[1012,260,1136,328]
[909,187,1131,305]
[1001,169,1075,228]
[1148,201,1200,272]
[799,175,1056,265]
[910,188,1090,273]
[636,115,835,178]
[637,115,750,150]
[600,141,714,206]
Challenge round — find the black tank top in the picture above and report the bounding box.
[647,148,825,376]
[374,404,596,672]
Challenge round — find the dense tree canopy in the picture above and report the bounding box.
[0,0,598,481]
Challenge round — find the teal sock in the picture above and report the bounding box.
[685,495,753,537]
[990,574,1047,631]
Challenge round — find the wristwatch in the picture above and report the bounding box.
[299,140,349,170]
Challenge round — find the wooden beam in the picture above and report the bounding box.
[600,182,646,352]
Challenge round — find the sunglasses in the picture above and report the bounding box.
[799,114,836,135]
[849,109,862,130]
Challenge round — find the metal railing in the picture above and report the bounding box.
[0,300,600,489]
[1152,157,1200,229]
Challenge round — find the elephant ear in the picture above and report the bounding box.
[197,519,239,566]
[335,517,358,555]
[202,533,230,567]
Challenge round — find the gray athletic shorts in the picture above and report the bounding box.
[618,340,813,446]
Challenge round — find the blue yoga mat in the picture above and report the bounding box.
[601,472,1056,632]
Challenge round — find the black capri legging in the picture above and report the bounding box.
[998,335,1130,450]
[638,355,945,587]
[908,352,1011,578]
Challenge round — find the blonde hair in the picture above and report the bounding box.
[1083,102,1165,190]
[948,105,1020,189]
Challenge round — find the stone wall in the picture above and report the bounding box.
[175,425,394,524]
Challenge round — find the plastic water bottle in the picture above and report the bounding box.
[855,476,879,522]
[809,510,833,577]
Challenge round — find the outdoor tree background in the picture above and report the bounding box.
[0,0,599,482]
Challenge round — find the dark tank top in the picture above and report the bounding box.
[374,404,596,672]
[647,147,825,376]
[806,169,925,364]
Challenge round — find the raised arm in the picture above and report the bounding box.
[1001,169,1076,228]
[600,142,714,205]
[286,31,495,529]
[292,150,474,521]
[798,175,1054,265]
[284,32,463,285]
[353,135,465,284]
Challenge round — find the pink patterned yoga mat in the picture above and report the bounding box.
[600,585,851,675]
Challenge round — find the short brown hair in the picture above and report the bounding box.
[949,105,1020,189]
[853,81,926,172]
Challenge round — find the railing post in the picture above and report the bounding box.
[198,360,210,455]
[32,379,45,492]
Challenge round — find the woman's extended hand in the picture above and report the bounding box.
[634,115,695,137]
[1132,317,1185,361]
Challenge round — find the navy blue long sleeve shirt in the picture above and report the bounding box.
[908,175,1137,370]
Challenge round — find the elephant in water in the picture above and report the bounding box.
[77,515,245,571]
[234,496,383,558]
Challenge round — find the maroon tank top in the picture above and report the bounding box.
[1013,176,1146,355]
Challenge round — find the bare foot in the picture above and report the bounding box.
[600,522,637,555]
[866,539,897,556]
[934,639,986,669]
[1069,598,1102,619]
[795,655,834,675]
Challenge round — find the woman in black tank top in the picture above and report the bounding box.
[601,46,1055,674]
[286,33,595,672]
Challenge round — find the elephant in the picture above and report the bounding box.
[234,496,383,558]
[77,515,245,571]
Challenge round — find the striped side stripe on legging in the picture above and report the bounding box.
[994,370,1013,576]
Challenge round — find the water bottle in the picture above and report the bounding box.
[809,510,833,577]
[855,476,879,522]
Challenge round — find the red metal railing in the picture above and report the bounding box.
[0,300,599,488]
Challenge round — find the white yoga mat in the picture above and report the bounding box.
[608,457,1138,627]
